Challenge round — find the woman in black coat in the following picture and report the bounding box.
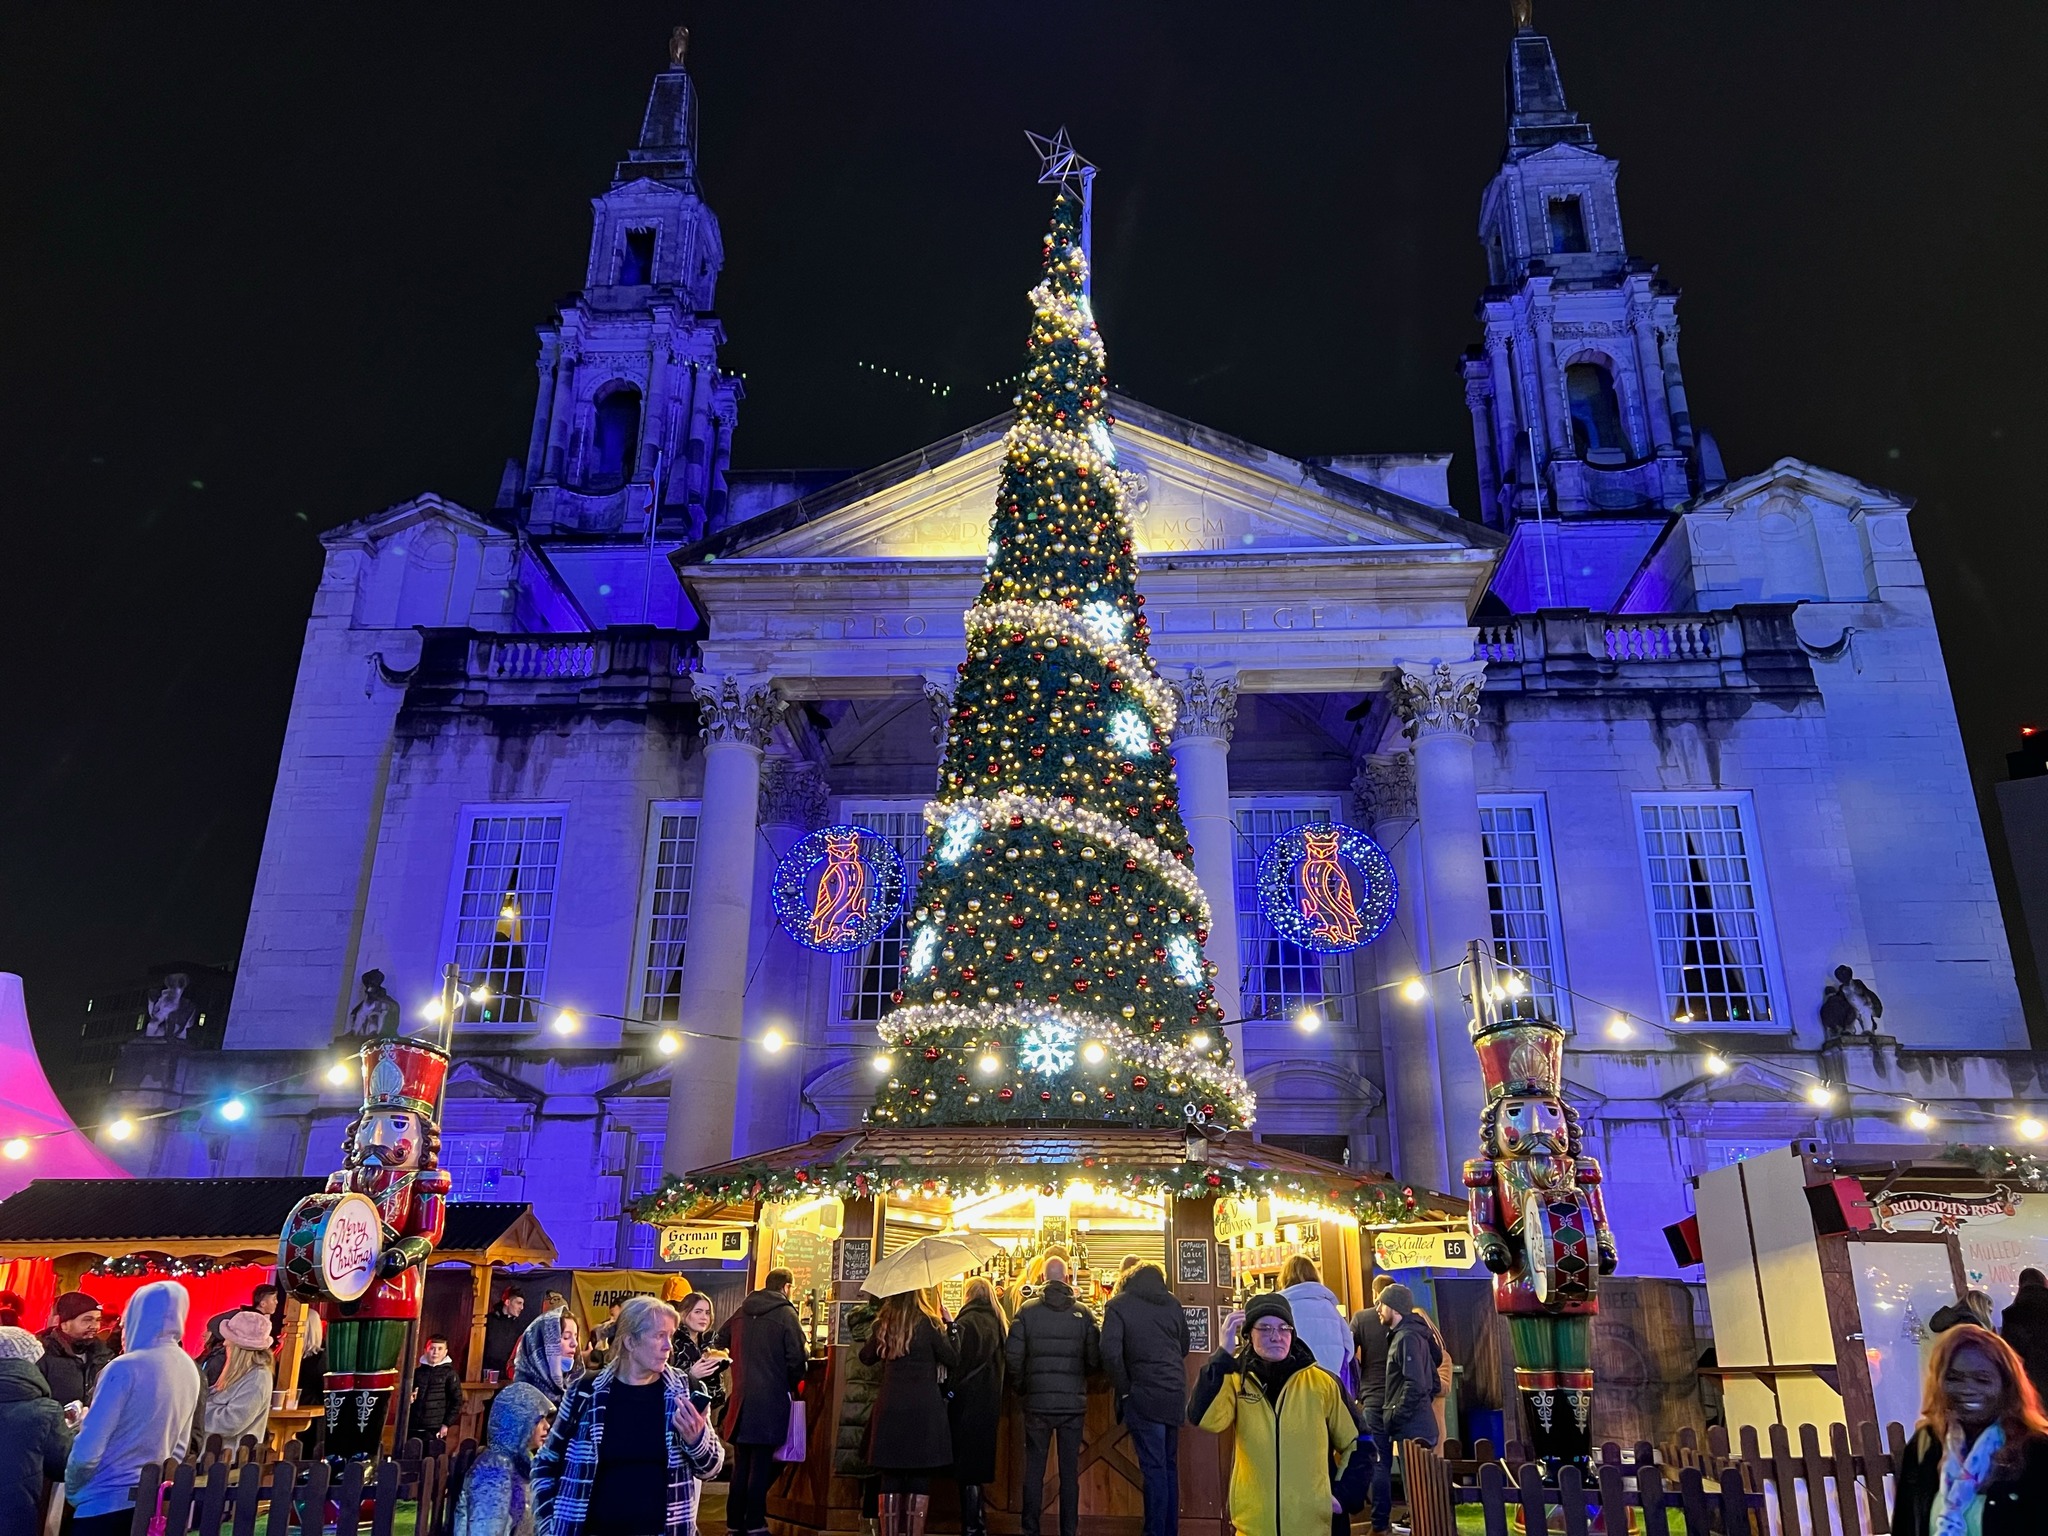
[858,1289,958,1536]
[948,1278,1008,1536]
[1892,1324,2048,1536]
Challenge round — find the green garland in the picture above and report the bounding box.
[1946,1143,2048,1190]
[630,1156,1435,1227]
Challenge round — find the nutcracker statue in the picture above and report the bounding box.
[280,1031,451,1458]
[1460,941,1617,1473]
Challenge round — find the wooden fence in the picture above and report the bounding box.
[1402,1420,1912,1536]
[110,1437,479,1536]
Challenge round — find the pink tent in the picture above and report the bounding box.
[0,972,129,1200]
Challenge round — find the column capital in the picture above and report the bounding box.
[1394,660,1487,741]
[759,757,829,830]
[694,674,783,749]
[1354,751,1417,825]
[1170,668,1239,744]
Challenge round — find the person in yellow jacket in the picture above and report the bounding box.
[1190,1293,1369,1536]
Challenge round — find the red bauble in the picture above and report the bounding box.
[925,1047,941,1061]
[1040,1090,1053,1102]
[999,1087,1015,1101]
[1132,1075,1148,1090]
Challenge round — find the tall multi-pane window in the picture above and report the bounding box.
[1232,800,1346,1025]
[441,1131,506,1200]
[636,806,702,1022]
[1478,797,1570,1028]
[836,806,928,1025]
[621,1131,667,1267]
[1635,797,1779,1025]
[450,811,564,1024]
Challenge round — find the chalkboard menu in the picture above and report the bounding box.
[1184,1305,1213,1355]
[1176,1238,1211,1286]
[836,1238,872,1284]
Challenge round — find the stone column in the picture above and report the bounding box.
[542,347,580,481]
[1464,368,1502,529]
[524,339,560,484]
[664,675,784,1176]
[1169,669,1244,1055]
[734,758,829,1156]
[1358,750,1448,1192]
[1629,301,1675,452]
[1394,660,1492,1170]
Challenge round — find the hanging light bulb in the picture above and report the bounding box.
[1082,1041,1107,1065]
[326,1061,353,1087]
[978,1053,1001,1076]
[220,1098,248,1122]
[1806,1083,1837,1108]
[108,1118,135,1142]
[1605,1017,1634,1041]
[762,1028,788,1055]
[1189,1033,1210,1053]
[1906,1107,1936,1132]
[2021,1117,2046,1142]
[420,998,444,1023]
[1703,1052,1731,1076]
[552,1011,580,1037]
[1,1138,26,1160]
[1401,978,1427,1003]
[656,1032,680,1056]
[1502,974,1527,999]
[871,1052,894,1074]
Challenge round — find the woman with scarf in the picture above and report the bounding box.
[512,1310,581,1407]
[1893,1324,2048,1536]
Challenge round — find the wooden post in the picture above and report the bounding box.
[466,1265,494,1382]
[1169,1194,1232,1536]
[276,1301,306,1403]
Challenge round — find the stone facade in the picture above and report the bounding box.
[103,26,2029,1275]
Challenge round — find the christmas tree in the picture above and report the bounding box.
[871,193,1252,1130]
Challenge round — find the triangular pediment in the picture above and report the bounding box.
[323,492,505,549]
[682,396,1496,569]
[1691,457,1912,518]
[1664,1059,1812,1107]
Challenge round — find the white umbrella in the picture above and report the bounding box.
[860,1231,1005,1298]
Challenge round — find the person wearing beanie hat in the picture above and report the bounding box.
[1350,1276,1398,1535]
[1374,1285,1444,1450]
[37,1291,110,1408]
[1189,1291,1362,1536]
[2,1323,74,1536]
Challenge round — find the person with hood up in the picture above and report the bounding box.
[1004,1256,1101,1536]
[2003,1268,2048,1406]
[1191,1293,1360,1536]
[0,1325,74,1536]
[713,1268,807,1536]
[512,1310,580,1408]
[1375,1285,1443,1450]
[410,1335,463,1442]
[947,1278,1007,1536]
[454,1381,554,1536]
[65,1281,202,1536]
[38,1293,112,1410]
[1278,1257,1354,1388]
[1100,1262,1189,1536]
[200,1310,274,1448]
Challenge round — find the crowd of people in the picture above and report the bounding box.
[21,1256,2048,1536]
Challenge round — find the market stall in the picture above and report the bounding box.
[0,1177,555,1453]
[639,1125,1459,1536]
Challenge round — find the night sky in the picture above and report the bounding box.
[5,3,2045,1059]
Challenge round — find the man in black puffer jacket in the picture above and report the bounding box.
[1005,1257,1101,1536]
[1100,1262,1189,1536]
[716,1269,809,1536]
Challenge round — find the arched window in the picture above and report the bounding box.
[1565,362,1627,459]
[588,385,641,489]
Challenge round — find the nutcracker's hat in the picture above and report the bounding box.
[1467,950,1565,1102]
[358,1034,450,1118]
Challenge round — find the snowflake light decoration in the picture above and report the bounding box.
[1107,709,1153,757]
[1018,1019,1078,1076]
[938,811,980,864]
[1087,418,1117,466]
[907,924,939,979]
[1081,600,1127,645]
[1166,934,1204,987]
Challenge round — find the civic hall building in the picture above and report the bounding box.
[105,26,2026,1276]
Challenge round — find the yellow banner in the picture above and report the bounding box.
[1373,1230,1477,1271]
[657,1225,753,1264]
[569,1269,669,1336]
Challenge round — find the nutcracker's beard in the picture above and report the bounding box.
[359,1139,416,1168]
[1507,1131,1567,1189]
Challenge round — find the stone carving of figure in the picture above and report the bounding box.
[347,969,402,1039]
[670,25,689,66]
[1820,964,1883,1040]
[142,973,198,1040]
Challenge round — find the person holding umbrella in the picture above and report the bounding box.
[858,1288,958,1536]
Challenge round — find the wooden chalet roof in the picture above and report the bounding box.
[0,1178,557,1265]
[678,1125,1460,1223]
